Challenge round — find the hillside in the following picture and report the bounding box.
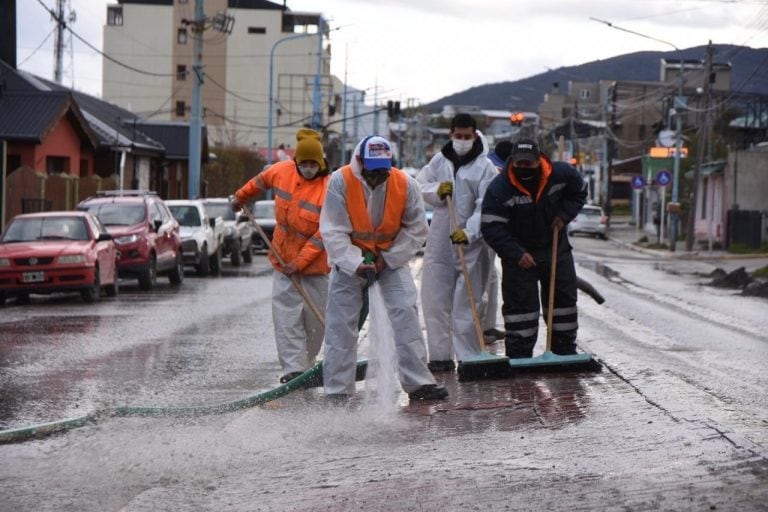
[427,45,768,112]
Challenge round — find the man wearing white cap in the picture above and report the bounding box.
[319,135,448,402]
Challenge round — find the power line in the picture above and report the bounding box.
[35,0,174,78]
[17,27,56,67]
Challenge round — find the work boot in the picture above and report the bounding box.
[551,344,578,356]
[279,371,303,384]
[483,328,506,341]
[505,337,534,359]
[408,384,448,401]
[427,360,455,373]
[325,393,351,405]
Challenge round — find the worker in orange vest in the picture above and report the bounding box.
[319,135,448,403]
[232,128,331,384]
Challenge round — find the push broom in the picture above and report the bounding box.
[446,196,513,382]
[507,225,601,372]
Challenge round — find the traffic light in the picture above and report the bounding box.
[386,100,401,119]
[510,112,525,126]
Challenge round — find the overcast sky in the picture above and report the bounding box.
[16,0,768,106]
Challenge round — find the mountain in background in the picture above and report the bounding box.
[426,45,768,113]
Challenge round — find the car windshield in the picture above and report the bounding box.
[581,208,602,217]
[202,202,236,221]
[1,216,89,242]
[253,202,275,218]
[169,205,201,226]
[81,203,146,226]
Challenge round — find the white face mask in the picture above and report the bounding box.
[298,164,320,179]
[452,139,473,156]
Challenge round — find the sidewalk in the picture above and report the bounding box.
[606,216,768,263]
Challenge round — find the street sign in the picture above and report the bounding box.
[631,175,646,190]
[656,170,671,187]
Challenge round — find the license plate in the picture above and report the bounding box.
[22,271,45,283]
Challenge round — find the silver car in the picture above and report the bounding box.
[567,205,607,239]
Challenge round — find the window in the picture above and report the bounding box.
[46,156,69,175]
[7,154,21,172]
[176,65,187,81]
[177,28,187,45]
[248,27,266,34]
[580,89,590,99]
[175,101,186,117]
[79,159,89,177]
[107,6,123,26]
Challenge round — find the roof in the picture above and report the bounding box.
[0,91,98,147]
[135,121,208,161]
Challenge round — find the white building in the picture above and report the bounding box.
[103,0,339,156]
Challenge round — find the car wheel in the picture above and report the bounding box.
[81,266,101,303]
[197,243,210,276]
[242,241,253,263]
[168,251,184,285]
[138,253,157,290]
[230,239,242,266]
[16,293,30,305]
[210,245,222,276]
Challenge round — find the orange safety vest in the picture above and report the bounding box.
[340,165,407,254]
[235,160,330,275]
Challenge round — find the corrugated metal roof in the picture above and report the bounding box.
[0,92,69,141]
[137,121,208,161]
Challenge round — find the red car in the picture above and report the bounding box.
[78,191,184,290]
[0,211,119,304]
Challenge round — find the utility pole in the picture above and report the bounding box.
[310,16,325,130]
[685,41,713,251]
[186,5,234,198]
[188,0,204,199]
[53,0,66,83]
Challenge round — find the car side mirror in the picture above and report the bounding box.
[154,219,163,232]
[97,233,113,241]
[208,217,216,228]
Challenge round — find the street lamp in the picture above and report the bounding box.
[589,18,685,250]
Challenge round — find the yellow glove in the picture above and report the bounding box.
[437,181,453,199]
[449,229,469,245]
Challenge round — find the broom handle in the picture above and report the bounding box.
[240,203,326,328]
[546,225,560,352]
[446,195,487,351]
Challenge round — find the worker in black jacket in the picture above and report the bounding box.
[480,139,587,358]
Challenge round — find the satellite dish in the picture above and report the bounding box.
[658,129,676,148]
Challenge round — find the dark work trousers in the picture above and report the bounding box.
[500,251,578,357]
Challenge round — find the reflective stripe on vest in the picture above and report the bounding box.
[340,165,407,253]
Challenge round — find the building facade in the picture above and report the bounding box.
[103,0,336,151]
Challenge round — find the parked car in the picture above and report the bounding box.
[200,198,253,266]
[568,205,608,239]
[249,200,276,252]
[0,211,119,304]
[166,199,224,276]
[77,190,184,290]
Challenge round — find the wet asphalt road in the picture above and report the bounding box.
[1,239,767,511]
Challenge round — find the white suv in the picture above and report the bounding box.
[166,199,225,276]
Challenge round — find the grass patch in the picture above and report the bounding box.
[728,243,768,254]
[753,265,768,278]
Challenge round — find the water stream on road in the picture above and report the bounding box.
[361,282,400,419]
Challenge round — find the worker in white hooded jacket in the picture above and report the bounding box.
[416,113,501,372]
[319,135,448,402]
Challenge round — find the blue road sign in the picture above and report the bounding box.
[656,170,671,187]
[631,175,646,190]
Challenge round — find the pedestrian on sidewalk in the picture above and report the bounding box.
[416,113,502,372]
[480,139,587,358]
[319,135,448,402]
[231,128,331,384]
